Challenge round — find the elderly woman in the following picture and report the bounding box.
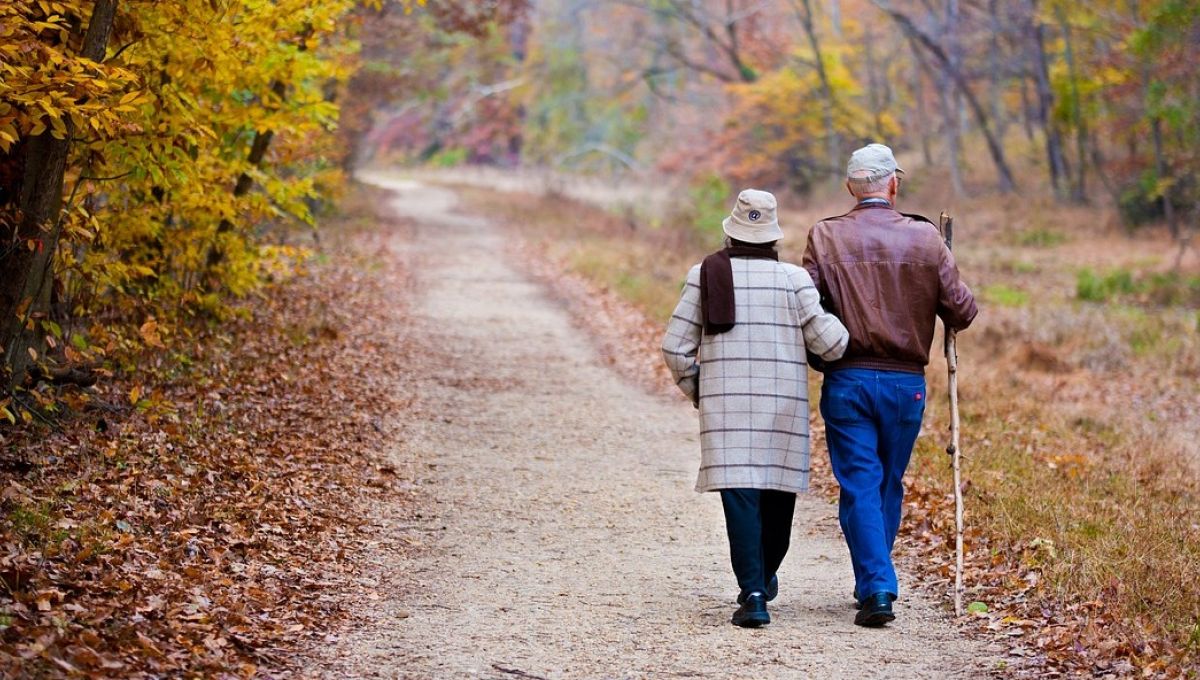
[661,189,848,628]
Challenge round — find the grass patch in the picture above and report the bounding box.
[910,398,1200,664]
[1111,306,1184,358]
[981,283,1030,307]
[569,246,679,321]
[999,259,1039,275]
[1013,226,1069,248]
[1077,267,1200,305]
[6,504,54,544]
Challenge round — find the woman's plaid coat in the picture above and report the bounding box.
[662,258,849,493]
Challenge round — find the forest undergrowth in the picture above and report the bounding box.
[0,187,417,677]
[462,180,1200,678]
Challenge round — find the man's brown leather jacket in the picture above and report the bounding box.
[802,202,978,374]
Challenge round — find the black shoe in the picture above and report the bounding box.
[731,593,770,628]
[853,588,861,610]
[854,592,895,627]
[736,575,778,604]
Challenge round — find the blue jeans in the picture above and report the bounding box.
[820,369,926,600]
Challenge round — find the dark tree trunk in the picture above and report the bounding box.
[1019,75,1036,141]
[864,21,888,139]
[1,0,118,388]
[910,40,934,165]
[1057,5,1088,203]
[1028,0,1069,198]
[790,0,841,182]
[204,78,287,273]
[987,0,1009,141]
[874,0,1016,192]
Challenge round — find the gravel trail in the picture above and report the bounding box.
[319,173,994,679]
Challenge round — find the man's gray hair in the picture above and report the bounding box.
[847,170,895,196]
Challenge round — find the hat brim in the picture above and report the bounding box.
[723,216,784,243]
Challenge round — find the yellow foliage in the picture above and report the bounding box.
[1,0,367,364]
[721,43,885,192]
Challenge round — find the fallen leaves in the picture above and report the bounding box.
[0,189,419,676]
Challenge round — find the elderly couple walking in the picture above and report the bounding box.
[661,143,978,628]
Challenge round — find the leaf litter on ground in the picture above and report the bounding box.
[0,186,421,677]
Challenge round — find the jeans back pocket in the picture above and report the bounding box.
[894,382,927,425]
[821,379,867,424]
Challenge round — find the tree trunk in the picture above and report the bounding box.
[873,0,1016,192]
[1028,0,1069,198]
[1127,0,1178,240]
[987,0,1008,141]
[204,78,287,273]
[911,40,934,164]
[829,0,843,38]
[1150,115,1179,240]
[1,0,119,388]
[938,76,966,195]
[1056,5,1087,203]
[864,21,887,139]
[791,0,841,182]
[1019,76,1036,141]
[939,1,965,195]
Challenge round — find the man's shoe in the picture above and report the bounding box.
[852,588,862,610]
[854,592,895,627]
[731,593,770,628]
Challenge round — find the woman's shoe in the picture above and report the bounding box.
[731,592,770,628]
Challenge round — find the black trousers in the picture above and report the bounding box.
[720,489,797,599]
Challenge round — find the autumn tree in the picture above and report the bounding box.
[0,0,372,419]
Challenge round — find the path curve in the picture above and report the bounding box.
[320,173,994,679]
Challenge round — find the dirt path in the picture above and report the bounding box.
[318,173,996,679]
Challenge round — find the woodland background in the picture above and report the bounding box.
[1,0,1198,676]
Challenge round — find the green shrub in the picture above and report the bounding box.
[428,147,468,167]
[1077,267,1200,306]
[1077,268,1137,302]
[686,174,732,246]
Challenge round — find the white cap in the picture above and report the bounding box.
[847,143,905,184]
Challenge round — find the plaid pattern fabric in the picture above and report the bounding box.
[662,259,849,493]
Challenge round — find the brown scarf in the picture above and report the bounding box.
[699,244,779,335]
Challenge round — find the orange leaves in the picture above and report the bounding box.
[0,189,417,675]
[138,318,165,349]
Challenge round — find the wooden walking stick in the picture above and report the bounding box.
[939,211,965,617]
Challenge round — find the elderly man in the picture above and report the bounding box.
[662,189,848,628]
[802,144,978,627]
